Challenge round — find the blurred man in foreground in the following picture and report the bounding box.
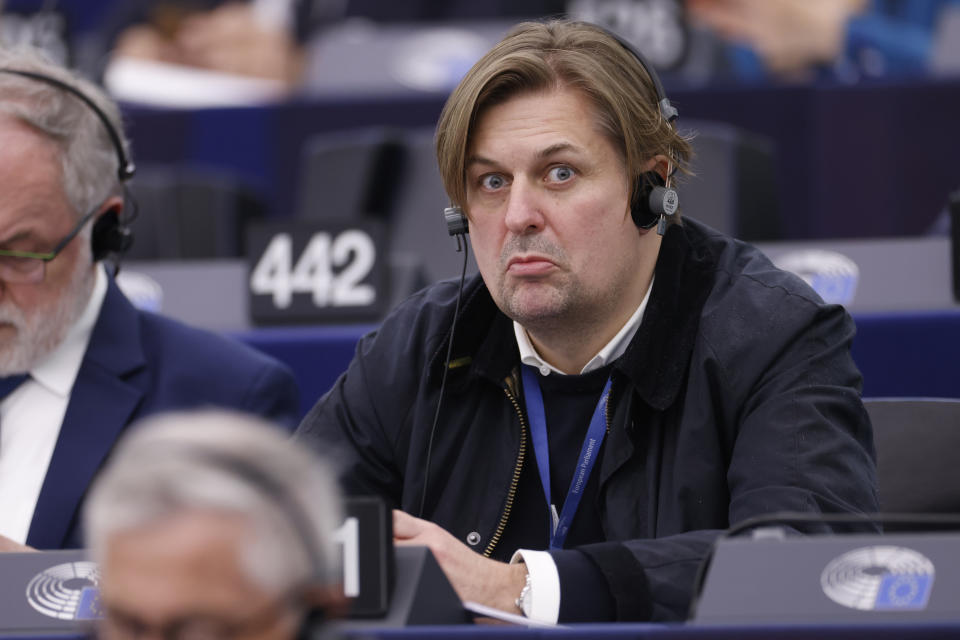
[85,410,345,640]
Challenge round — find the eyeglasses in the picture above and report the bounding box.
[97,599,297,640]
[0,208,97,284]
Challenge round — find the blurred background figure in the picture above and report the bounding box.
[103,0,311,106]
[1,0,570,105]
[569,0,960,84]
[685,0,960,82]
[111,1,305,86]
[3,0,958,94]
[85,410,346,640]
[0,0,321,106]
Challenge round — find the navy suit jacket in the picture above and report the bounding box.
[24,278,300,549]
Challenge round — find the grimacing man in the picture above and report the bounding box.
[297,20,878,622]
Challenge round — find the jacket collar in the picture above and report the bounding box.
[614,222,715,410]
[431,221,715,409]
[27,276,148,548]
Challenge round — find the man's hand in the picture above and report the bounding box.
[112,2,303,85]
[688,0,868,76]
[393,510,527,614]
[0,534,35,552]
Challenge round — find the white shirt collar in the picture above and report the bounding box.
[514,276,654,376]
[30,264,108,397]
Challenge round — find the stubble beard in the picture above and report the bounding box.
[494,236,588,335]
[0,256,96,377]
[494,239,639,353]
[499,274,580,329]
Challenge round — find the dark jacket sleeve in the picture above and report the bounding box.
[296,328,408,504]
[294,281,458,503]
[562,282,879,622]
[236,356,302,431]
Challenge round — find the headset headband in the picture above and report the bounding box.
[0,68,136,181]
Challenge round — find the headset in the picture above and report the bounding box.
[443,21,681,240]
[168,445,333,640]
[0,68,136,261]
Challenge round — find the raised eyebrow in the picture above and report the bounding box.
[465,154,499,170]
[536,142,580,160]
[466,143,582,170]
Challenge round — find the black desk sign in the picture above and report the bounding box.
[338,496,393,618]
[247,219,388,324]
[337,497,466,626]
[0,549,99,634]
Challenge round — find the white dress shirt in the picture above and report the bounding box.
[0,265,107,544]
[510,278,653,623]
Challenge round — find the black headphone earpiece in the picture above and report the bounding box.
[598,25,681,234]
[575,23,680,234]
[91,208,134,261]
[631,170,680,230]
[444,205,468,237]
[0,67,136,261]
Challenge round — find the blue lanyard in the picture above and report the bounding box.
[521,365,612,550]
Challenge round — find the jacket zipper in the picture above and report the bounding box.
[483,375,614,557]
[483,384,528,557]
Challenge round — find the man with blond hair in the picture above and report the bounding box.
[298,19,878,623]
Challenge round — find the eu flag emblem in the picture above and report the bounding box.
[75,587,103,620]
[875,574,934,610]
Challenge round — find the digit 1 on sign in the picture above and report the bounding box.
[332,516,360,597]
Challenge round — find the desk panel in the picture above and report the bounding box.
[7,622,960,640]
[359,623,960,639]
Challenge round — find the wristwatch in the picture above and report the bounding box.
[515,570,533,617]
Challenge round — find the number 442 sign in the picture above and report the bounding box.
[247,220,389,324]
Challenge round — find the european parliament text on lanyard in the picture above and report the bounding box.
[521,365,612,550]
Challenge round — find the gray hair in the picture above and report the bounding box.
[84,410,344,595]
[0,45,129,218]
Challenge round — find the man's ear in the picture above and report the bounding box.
[90,195,131,261]
[94,196,125,221]
[641,155,671,182]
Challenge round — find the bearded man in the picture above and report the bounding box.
[0,48,299,551]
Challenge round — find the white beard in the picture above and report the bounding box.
[0,258,96,377]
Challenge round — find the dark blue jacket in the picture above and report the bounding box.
[27,277,300,549]
[298,218,879,621]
